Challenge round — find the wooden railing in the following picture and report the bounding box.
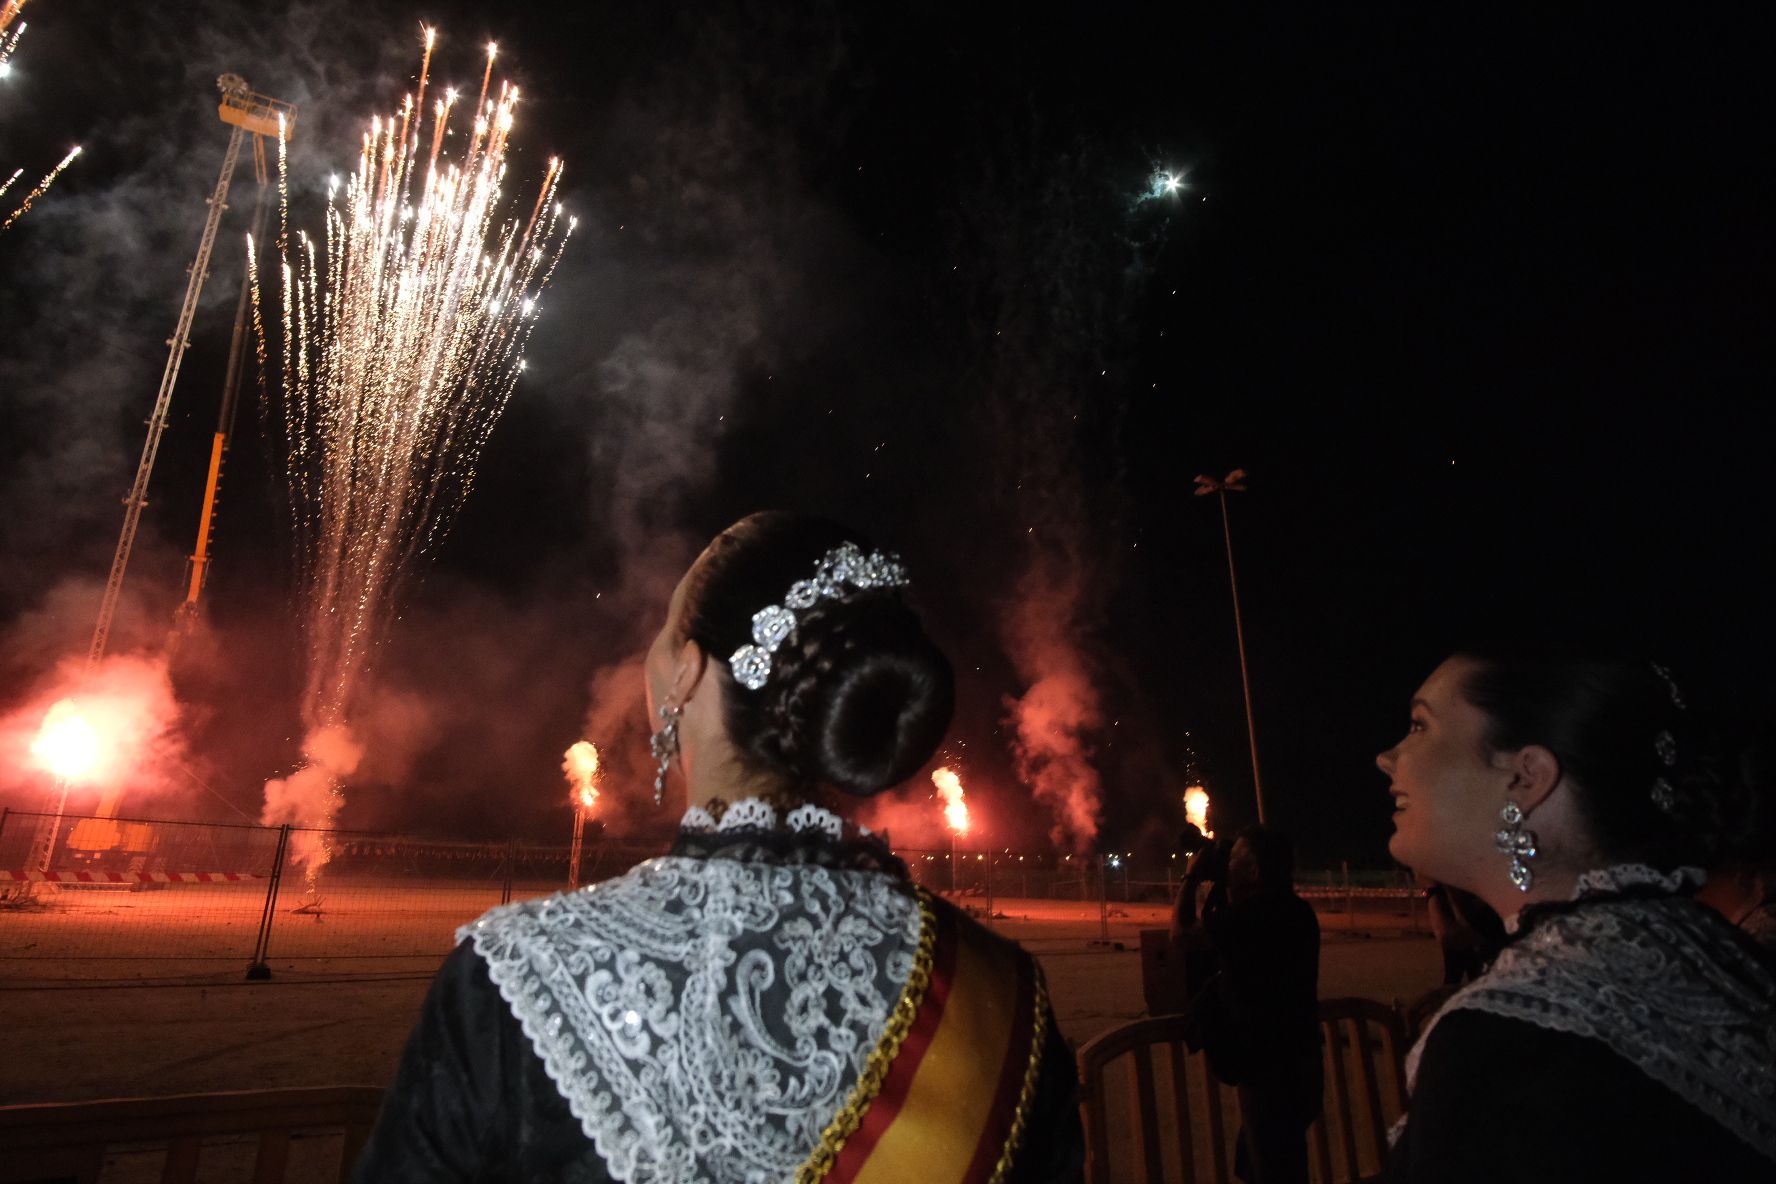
[1079,998,1412,1184]
[0,1086,382,1184]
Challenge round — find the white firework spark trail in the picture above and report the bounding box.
[0,21,27,79]
[249,32,573,877]
[2,144,80,231]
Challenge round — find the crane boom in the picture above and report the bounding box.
[87,74,294,670]
[87,116,246,669]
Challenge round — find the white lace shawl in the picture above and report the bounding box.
[1406,865,1776,1160]
[461,803,921,1184]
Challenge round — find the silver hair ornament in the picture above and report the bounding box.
[727,542,911,691]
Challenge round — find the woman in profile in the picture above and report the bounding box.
[1377,646,1776,1181]
[356,512,1083,1182]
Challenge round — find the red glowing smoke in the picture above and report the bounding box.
[261,723,362,874]
[1000,553,1103,853]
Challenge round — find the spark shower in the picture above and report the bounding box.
[252,31,573,880]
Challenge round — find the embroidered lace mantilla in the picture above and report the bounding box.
[1407,864,1776,1160]
[462,799,922,1183]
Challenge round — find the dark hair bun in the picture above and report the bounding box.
[751,593,954,795]
[678,512,955,796]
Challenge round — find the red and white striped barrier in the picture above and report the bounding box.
[0,869,266,884]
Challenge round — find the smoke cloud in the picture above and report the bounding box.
[1001,551,1105,852]
[260,722,358,872]
[554,11,865,818]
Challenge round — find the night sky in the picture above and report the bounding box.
[0,2,1770,866]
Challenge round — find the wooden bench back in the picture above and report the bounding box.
[0,1086,383,1184]
[1078,1013,1238,1184]
[1308,998,1410,1184]
[1078,999,1411,1184]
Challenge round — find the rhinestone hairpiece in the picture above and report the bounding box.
[726,542,911,691]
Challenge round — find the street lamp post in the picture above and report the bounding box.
[1193,468,1267,824]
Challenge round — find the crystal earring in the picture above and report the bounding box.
[649,701,683,807]
[1495,800,1538,892]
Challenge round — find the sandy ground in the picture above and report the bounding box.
[0,889,1443,1107]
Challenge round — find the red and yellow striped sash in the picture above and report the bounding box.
[801,889,1048,1184]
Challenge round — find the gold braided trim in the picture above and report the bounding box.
[987,961,1050,1184]
[797,886,939,1184]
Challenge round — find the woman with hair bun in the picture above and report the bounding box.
[357,512,1084,1183]
[1377,645,1776,1181]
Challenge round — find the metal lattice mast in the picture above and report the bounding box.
[87,74,293,670]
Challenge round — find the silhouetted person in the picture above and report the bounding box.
[1169,834,1233,1006]
[1185,825,1321,1184]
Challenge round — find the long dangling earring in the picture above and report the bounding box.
[1495,800,1538,892]
[649,701,683,807]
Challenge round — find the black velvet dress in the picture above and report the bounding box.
[1386,1011,1772,1183]
[1385,879,1776,1183]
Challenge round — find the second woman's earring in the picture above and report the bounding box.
[649,701,683,807]
[1495,800,1538,892]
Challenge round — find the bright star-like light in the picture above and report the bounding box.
[1146,169,1186,200]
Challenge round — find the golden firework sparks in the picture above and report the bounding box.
[0,20,26,78]
[250,34,573,860]
[2,144,81,231]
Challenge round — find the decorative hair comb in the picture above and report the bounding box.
[727,542,911,691]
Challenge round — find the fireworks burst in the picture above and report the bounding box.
[0,20,26,79]
[2,144,81,231]
[251,32,573,870]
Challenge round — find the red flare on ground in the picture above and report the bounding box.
[1184,784,1214,840]
[31,699,100,783]
[564,740,600,811]
[932,766,970,836]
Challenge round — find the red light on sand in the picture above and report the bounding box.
[32,699,101,782]
[932,766,970,836]
[563,740,600,811]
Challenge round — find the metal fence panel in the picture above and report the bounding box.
[1,807,1419,983]
[0,810,281,973]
